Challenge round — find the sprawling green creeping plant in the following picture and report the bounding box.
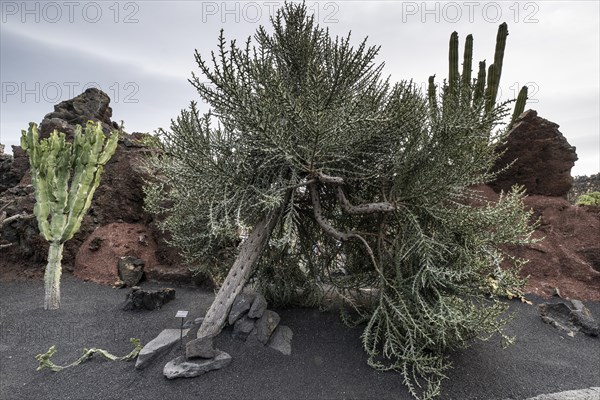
[21,121,118,310]
[36,338,142,371]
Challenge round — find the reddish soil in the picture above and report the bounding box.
[2,189,598,301]
[73,221,191,285]
[519,196,599,300]
[469,185,600,301]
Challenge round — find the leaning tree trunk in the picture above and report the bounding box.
[44,241,64,310]
[197,213,279,339]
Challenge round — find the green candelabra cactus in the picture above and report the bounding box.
[429,22,528,127]
[21,121,118,310]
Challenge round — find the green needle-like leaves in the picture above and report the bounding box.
[145,4,536,399]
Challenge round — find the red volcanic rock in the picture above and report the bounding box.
[512,196,599,300]
[491,110,578,197]
[74,222,191,285]
[469,185,600,301]
[0,89,187,283]
[38,88,118,139]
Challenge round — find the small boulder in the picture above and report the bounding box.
[186,336,217,359]
[122,287,175,311]
[228,293,256,325]
[118,256,145,287]
[163,351,232,379]
[251,310,280,345]
[232,315,256,341]
[539,300,599,337]
[568,300,599,336]
[248,294,268,319]
[490,110,578,197]
[268,325,293,355]
[88,237,103,251]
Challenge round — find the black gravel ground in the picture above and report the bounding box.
[0,274,599,400]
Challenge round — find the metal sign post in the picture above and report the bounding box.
[176,310,188,348]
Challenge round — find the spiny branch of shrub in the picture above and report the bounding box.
[0,202,34,249]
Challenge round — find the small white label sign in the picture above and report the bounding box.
[176,310,188,318]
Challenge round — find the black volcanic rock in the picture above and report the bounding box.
[491,110,578,197]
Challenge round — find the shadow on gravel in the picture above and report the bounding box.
[1,274,598,400]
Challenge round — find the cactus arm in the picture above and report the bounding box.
[98,130,119,164]
[428,75,437,111]
[484,63,499,113]
[473,60,486,106]
[31,164,53,241]
[492,23,508,91]
[61,166,104,242]
[63,125,94,236]
[21,125,53,241]
[448,31,459,96]
[61,123,117,242]
[461,34,473,84]
[483,23,508,113]
[49,133,72,240]
[461,34,473,105]
[508,85,528,129]
[65,125,87,212]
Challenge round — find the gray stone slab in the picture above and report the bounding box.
[523,387,600,400]
[539,301,599,337]
[163,351,232,379]
[135,328,190,370]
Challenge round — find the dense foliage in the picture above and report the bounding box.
[145,4,535,398]
[576,191,600,206]
[569,173,600,203]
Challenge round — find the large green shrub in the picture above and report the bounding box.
[145,3,535,398]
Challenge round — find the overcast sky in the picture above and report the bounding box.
[1,0,598,175]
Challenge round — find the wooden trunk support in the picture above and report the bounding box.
[197,213,277,339]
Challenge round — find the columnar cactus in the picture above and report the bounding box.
[508,85,528,129]
[448,31,459,95]
[428,23,528,126]
[460,34,473,105]
[473,60,487,105]
[21,121,118,310]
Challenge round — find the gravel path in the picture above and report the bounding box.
[1,274,599,400]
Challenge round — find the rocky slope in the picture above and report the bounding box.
[0,92,598,300]
[0,89,190,284]
[472,185,599,300]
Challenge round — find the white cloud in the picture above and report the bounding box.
[1,0,598,174]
